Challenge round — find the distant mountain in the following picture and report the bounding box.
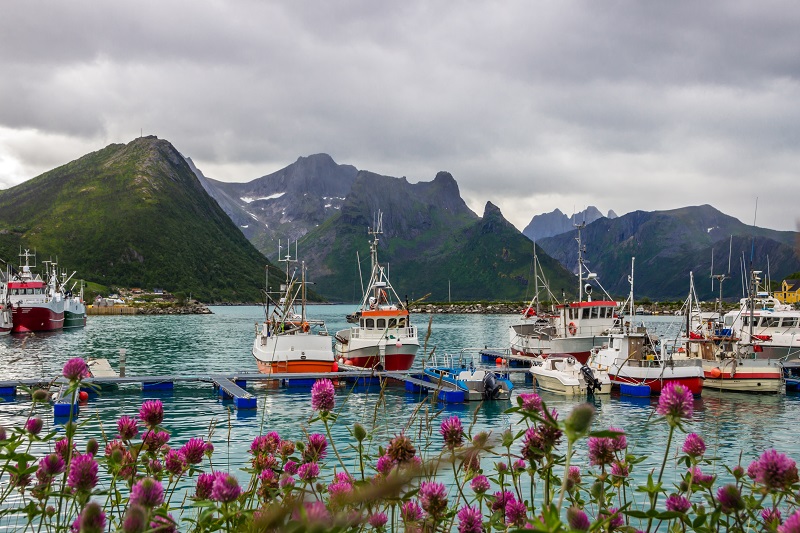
[191,153,358,257]
[297,171,576,302]
[0,136,282,302]
[522,206,615,241]
[538,204,800,300]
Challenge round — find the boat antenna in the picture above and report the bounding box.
[628,257,635,318]
[533,242,540,314]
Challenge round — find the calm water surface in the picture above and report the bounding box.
[0,307,798,527]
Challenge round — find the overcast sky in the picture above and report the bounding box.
[1,1,799,232]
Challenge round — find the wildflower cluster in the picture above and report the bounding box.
[2,358,800,532]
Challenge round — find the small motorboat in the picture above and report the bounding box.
[529,356,612,396]
[423,353,513,401]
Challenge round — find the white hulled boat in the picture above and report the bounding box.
[7,251,64,333]
[679,271,783,393]
[717,269,800,363]
[588,258,705,396]
[0,266,11,335]
[334,212,419,371]
[252,243,335,375]
[529,355,612,396]
[510,223,619,364]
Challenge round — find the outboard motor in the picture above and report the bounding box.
[482,372,502,399]
[580,365,602,394]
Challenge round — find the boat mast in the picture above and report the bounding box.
[575,221,586,302]
[533,242,540,315]
[301,260,306,323]
[367,211,383,304]
[628,257,635,319]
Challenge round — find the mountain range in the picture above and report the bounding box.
[2,137,797,303]
[537,205,800,301]
[522,206,617,242]
[0,137,282,302]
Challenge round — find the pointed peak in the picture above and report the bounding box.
[483,201,502,217]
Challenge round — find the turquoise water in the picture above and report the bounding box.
[1,307,799,528]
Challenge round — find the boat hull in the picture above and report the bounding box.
[252,332,335,375]
[531,372,613,396]
[701,361,783,393]
[510,332,605,364]
[607,372,704,395]
[63,310,87,329]
[11,306,64,333]
[335,333,419,371]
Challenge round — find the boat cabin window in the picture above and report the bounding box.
[591,307,600,319]
[582,308,591,319]
[377,318,386,329]
[388,318,397,328]
[397,318,406,328]
[362,318,375,329]
[724,315,734,326]
[781,318,798,328]
[762,316,779,328]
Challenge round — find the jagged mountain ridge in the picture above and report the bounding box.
[192,153,358,256]
[522,206,616,242]
[297,171,576,302]
[0,136,281,302]
[538,204,800,300]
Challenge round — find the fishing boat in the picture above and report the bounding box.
[0,269,11,335]
[587,258,704,395]
[423,353,513,401]
[334,212,419,371]
[61,273,87,329]
[252,243,335,375]
[716,269,800,363]
[529,355,612,396]
[509,223,619,364]
[680,271,783,393]
[7,251,65,333]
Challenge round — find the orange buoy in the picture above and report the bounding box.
[78,390,89,402]
[496,357,503,365]
[709,367,722,378]
[331,362,339,372]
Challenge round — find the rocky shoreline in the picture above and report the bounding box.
[408,301,738,315]
[136,303,213,315]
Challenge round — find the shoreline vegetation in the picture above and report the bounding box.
[2,358,798,532]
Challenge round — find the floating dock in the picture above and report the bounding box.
[0,365,532,416]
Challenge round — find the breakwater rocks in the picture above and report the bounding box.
[410,302,526,314]
[136,303,213,315]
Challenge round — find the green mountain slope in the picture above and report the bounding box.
[538,205,800,300]
[0,136,281,302]
[298,171,576,302]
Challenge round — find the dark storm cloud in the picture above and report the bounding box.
[1,0,798,231]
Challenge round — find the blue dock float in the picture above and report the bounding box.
[0,385,16,397]
[142,380,174,391]
[213,377,257,410]
[53,385,79,417]
[620,383,651,397]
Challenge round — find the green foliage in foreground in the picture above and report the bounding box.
[3,359,799,532]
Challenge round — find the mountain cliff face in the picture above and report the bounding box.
[538,204,800,300]
[297,172,576,302]
[522,206,613,241]
[0,137,280,302]
[192,153,358,256]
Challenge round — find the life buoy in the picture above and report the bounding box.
[301,322,310,333]
[568,322,577,336]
